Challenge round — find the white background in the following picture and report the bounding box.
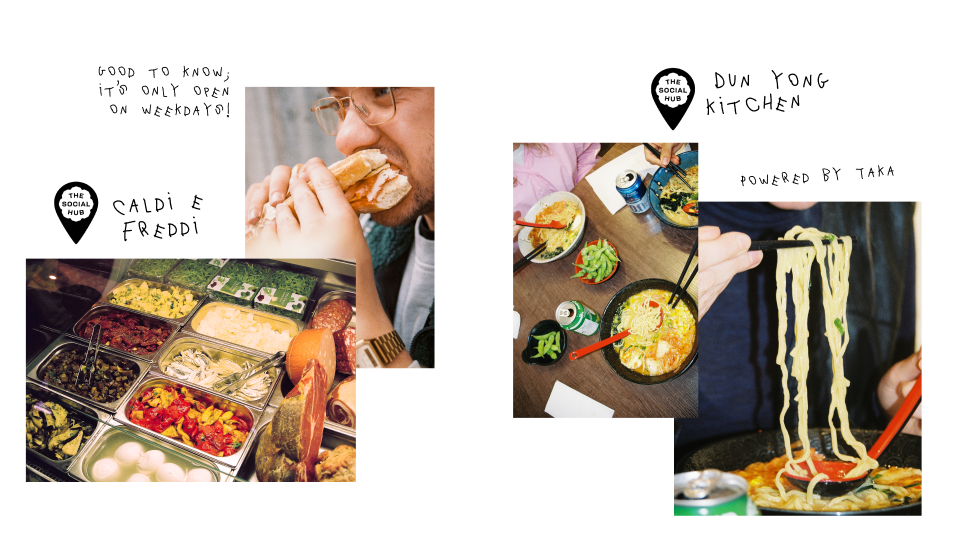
[5,0,952,534]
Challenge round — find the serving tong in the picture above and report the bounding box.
[211,351,285,395]
[75,324,102,387]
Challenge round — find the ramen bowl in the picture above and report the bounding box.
[676,428,921,516]
[518,192,587,264]
[575,240,619,285]
[649,150,698,230]
[521,320,566,366]
[600,278,698,385]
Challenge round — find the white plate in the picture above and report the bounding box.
[518,192,586,264]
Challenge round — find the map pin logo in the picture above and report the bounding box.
[55,182,98,244]
[651,68,695,130]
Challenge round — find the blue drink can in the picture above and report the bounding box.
[615,170,649,214]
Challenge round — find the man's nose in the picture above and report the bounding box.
[335,107,378,156]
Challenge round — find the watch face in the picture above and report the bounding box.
[356,341,382,368]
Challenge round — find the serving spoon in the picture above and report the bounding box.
[783,372,922,497]
[514,219,565,229]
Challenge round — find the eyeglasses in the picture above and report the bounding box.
[311,87,397,136]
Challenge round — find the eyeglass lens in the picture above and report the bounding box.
[314,88,395,135]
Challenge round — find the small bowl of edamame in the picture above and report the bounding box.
[522,320,566,366]
[573,239,620,285]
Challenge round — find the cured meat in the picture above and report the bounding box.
[286,328,337,392]
[334,327,356,375]
[255,357,328,482]
[308,299,352,332]
[327,375,356,428]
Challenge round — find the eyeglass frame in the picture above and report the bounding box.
[311,87,397,136]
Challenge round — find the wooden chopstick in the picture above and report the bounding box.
[514,243,547,273]
[668,240,698,308]
[749,236,859,251]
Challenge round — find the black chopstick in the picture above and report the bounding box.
[749,236,859,252]
[671,266,698,310]
[514,243,547,273]
[643,143,692,189]
[668,240,698,308]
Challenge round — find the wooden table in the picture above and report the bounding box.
[513,143,699,418]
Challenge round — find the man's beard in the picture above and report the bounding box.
[370,180,433,228]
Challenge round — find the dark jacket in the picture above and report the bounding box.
[365,220,435,367]
[675,202,916,457]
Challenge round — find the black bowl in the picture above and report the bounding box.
[600,278,698,384]
[677,428,922,515]
[522,320,566,366]
[648,150,697,230]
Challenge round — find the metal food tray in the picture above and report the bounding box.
[27,336,151,414]
[97,278,206,325]
[70,304,178,363]
[68,419,234,483]
[183,301,302,358]
[153,334,282,411]
[306,290,357,329]
[232,397,356,482]
[125,258,181,282]
[26,380,110,474]
[115,375,261,468]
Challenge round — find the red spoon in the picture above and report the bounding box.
[568,301,663,361]
[784,371,922,497]
[515,219,565,229]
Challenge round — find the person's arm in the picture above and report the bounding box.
[279,159,413,368]
[698,226,763,319]
[878,348,922,435]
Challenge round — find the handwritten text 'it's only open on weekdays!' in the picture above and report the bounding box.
[97,66,230,118]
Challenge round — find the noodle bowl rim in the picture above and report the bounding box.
[517,191,587,263]
[649,150,698,230]
[599,278,699,385]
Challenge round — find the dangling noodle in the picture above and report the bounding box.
[773,226,878,506]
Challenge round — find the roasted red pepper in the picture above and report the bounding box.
[682,202,698,215]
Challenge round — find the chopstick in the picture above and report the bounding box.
[643,143,692,190]
[514,243,547,273]
[749,236,859,251]
[668,241,698,309]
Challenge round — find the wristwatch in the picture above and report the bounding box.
[356,330,406,368]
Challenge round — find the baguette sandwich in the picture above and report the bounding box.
[246,149,410,241]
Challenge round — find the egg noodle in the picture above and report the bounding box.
[529,201,582,259]
[765,226,878,509]
[659,165,698,227]
[613,289,695,376]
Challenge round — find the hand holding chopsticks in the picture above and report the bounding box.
[643,143,692,190]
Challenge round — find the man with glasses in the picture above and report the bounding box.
[245,87,434,368]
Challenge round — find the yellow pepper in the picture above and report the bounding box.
[200,405,214,424]
[131,410,144,420]
[220,411,233,422]
[160,425,178,438]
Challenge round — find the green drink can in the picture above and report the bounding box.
[674,470,758,516]
[556,300,600,336]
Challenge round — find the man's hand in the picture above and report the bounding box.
[878,348,922,436]
[246,165,293,225]
[698,226,763,319]
[257,158,367,260]
[644,143,685,168]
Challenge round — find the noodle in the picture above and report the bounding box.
[771,226,878,505]
[528,201,582,259]
[659,165,698,226]
[612,289,695,376]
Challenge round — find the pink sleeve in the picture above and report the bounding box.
[574,143,601,183]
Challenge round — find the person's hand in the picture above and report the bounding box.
[258,158,367,260]
[644,143,685,168]
[245,165,293,225]
[513,223,522,239]
[697,226,763,319]
[878,348,922,436]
